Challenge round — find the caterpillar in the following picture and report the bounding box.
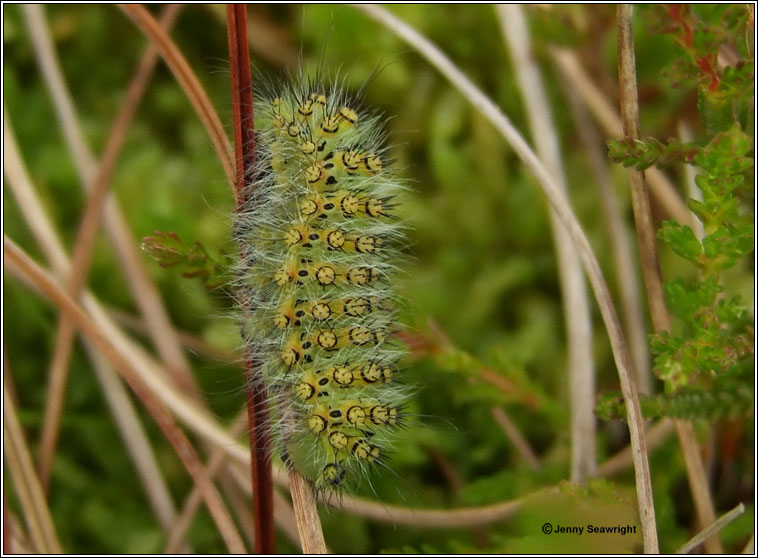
[234,74,409,496]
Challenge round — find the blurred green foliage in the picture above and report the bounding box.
[3,4,753,554]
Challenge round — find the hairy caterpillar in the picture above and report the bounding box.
[234,73,409,496]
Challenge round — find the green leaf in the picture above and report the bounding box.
[702,222,755,267]
[664,278,700,319]
[607,137,698,170]
[694,124,753,175]
[697,90,735,137]
[595,391,625,421]
[658,220,703,263]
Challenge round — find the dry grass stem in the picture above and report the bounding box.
[4,237,248,554]
[550,47,691,226]
[355,4,657,550]
[490,407,540,470]
[24,3,200,396]
[116,4,235,189]
[3,378,63,553]
[8,213,670,536]
[617,5,670,336]
[226,463,304,548]
[164,413,249,553]
[675,420,724,553]
[561,72,652,394]
[6,510,33,555]
[617,6,717,552]
[675,503,745,554]
[288,470,328,554]
[498,4,596,483]
[108,307,240,363]
[4,110,184,539]
[23,3,182,491]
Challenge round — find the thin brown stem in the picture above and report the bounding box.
[226,5,276,554]
[4,107,185,541]
[107,307,240,363]
[617,5,670,336]
[165,414,250,553]
[616,6,719,553]
[550,47,692,226]
[3,374,63,553]
[29,2,202,400]
[560,68,652,394]
[23,3,185,492]
[4,237,247,555]
[206,4,299,69]
[117,4,235,191]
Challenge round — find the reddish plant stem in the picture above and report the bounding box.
[226,5,275,554]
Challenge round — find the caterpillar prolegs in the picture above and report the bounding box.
[234,76,409,495]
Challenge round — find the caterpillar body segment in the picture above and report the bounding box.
[235,75,409,495]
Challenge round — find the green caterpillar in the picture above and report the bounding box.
[234,75,409,495]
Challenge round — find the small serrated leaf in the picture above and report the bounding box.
[658,220,703,263]
[142,230,232,289]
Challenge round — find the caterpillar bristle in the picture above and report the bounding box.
[234,70,410,496]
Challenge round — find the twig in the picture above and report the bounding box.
[4,237,248,555]
[24,5,258,549]
[116,4,235,190]
[498,4,596,482]
[226,4,276,554]
[4,125,290,547]
[226,465,306,548]
[617,6,718,553]
[289,470,328,554]
[3,377,63,553]
[336,486,555,528]
[675,503,745,554]
[353,4,657,552]
[617,5,670,337]
[6,214,670,537]
[26,0,201,393]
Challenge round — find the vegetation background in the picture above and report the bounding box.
[3,4,754,554]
